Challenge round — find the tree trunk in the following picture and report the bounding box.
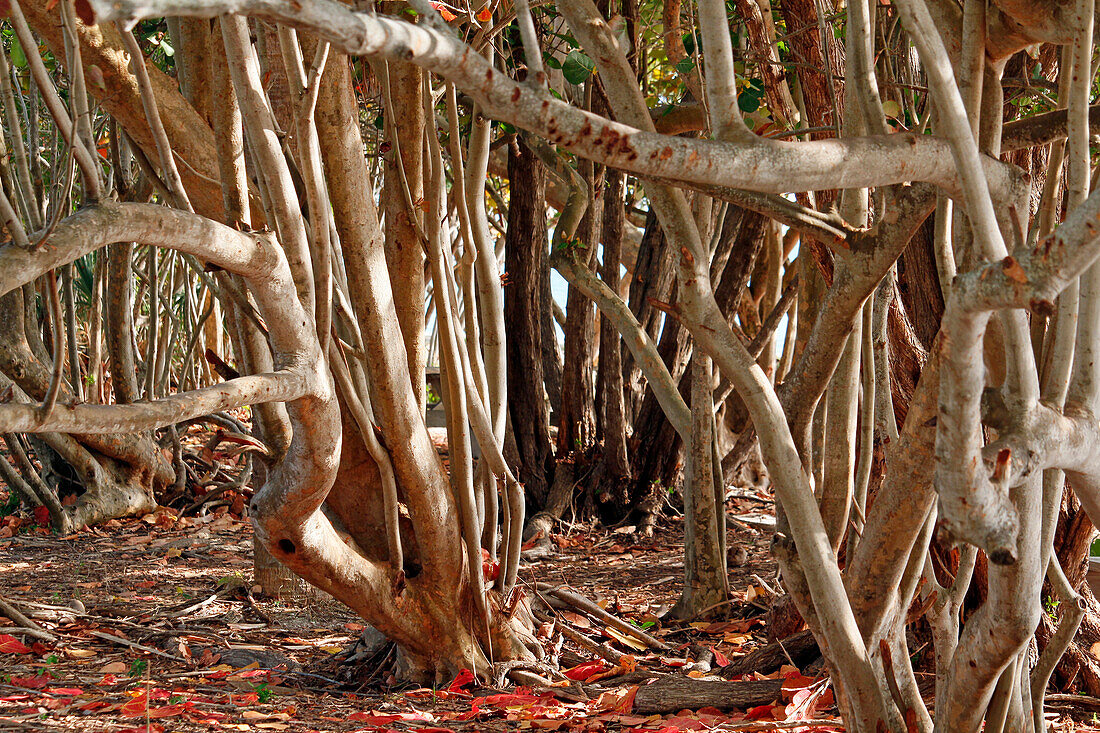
[505,139,555,509]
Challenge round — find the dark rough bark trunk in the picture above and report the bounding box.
[776,0,844,137]
[556,164,603,456]
[594,170,631,510]
[623,209,677,421]
[627,295,691,505]
[504,140,555,510]
[896,217,944,351]
[541,250,563,421]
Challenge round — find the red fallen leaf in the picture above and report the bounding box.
[11,674,50,689]
[30,642,51,655]
[145,703,189,719]
[0,635,32,654]
[475,6,492,22]
[745,704,775,721]
[46,687,84,696]
[428,1,457,20]
[447,668,475,692]
[781,671,817,689]
[564,660,606,681]
[235,669,271,678]
[478,692,539,706]
[33,505,50,526]
[481,548,500,583]
[709,646,729,667]
[0,694,32,702]
[348,711,432,723]
[121,693,150,717]
[614,684,639,713]
[78,700,116,712]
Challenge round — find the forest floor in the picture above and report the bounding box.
[0,486,1096,731]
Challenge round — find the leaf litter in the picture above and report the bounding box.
[0,468,1092,732]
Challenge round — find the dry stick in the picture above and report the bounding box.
[89,631,189,664]
[714,721,842,732]
[535,610,623,664]
[0,595,57,642]
[540,585,670,651]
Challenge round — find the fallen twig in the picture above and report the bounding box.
[714,719,843,731]
[88,630,190,664]
[0,594,57,642]
[538,584,670,651]
[535,609,623,664]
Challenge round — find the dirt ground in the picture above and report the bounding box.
[0,490,1095,732]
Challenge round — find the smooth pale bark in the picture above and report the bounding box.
[382,60,427,412]
[91,0,1023,202]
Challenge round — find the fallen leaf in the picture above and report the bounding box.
[448,668,475,692]
[0,634,32,654]
[563,660,605,681]
[604,626,647,651]
[66,648,97,659]
[428,1,457,20]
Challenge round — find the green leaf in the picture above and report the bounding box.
[158,39,174,57]
[544,54,562,70]
[561,49,595,85]
[681,31,695,55]
[9,35,26,69]
[674,56,696,75]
